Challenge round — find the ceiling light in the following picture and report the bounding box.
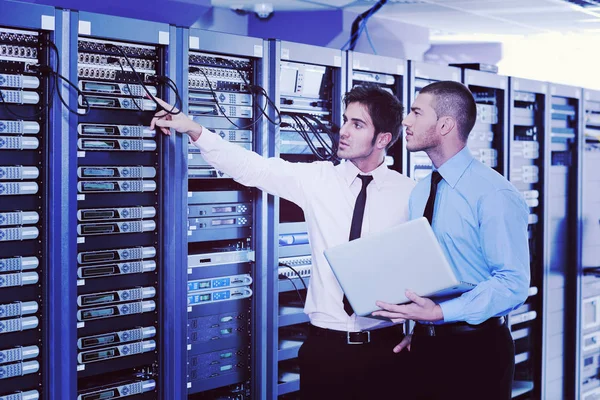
[254,3,274,18]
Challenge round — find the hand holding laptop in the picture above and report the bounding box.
[323,217,475,318]
[372,289,444,323]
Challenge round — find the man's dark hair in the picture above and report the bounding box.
[419,81,477,142]
[343,84,404,151]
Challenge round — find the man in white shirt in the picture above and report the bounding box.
[151,85,415,399]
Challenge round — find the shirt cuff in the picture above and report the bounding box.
[191,127,218,150]
[438,297,464,323]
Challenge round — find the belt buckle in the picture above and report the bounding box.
[347,330,370,345]
[426,325,436,336]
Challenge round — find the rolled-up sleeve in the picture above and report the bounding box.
[439,189,531,324]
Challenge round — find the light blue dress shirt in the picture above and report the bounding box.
[408,146,531,325]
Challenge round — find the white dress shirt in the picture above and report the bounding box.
[193,129,415,332]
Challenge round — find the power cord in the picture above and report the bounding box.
[341,0,388,52]
[0,39,53,118]
[44,38,90,115]
[0,89,46,119]
[215,57,282,126]
[106,43,182,116]
[189,66,264,130]
[279,274,304,304]
[279,262,308,292]
[0,38,90,117]
[107,56,143,112]
[281,112,340,163]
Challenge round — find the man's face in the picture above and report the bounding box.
[403,93,441,153]
[337,102,378,161]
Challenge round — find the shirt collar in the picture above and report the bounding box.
[340,159,389,190]
[435,146,474,188]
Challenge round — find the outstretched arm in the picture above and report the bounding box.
[150,96,319,207]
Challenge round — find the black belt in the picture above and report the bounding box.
[309,324,404,345]
[414,316,506,337]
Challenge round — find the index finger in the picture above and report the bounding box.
[405,290,428,307]
[151,95,179,113]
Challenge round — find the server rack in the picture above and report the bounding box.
[508,77,548,399]
[162,23,186,400]
[346,51,408,174]
[183,28,269,400]
[266,40,345,399]
[542,83,582,400]
[70,12,172,400]
[405,61,461,180]
[461,69,509,177]
[0,3,55,400]
[579,88,600,400]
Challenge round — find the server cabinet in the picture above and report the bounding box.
[461,69,509,177]
[405,61,461,180]
[579,88,600,400]
[0,3,55,400]
[184,29,269,400]
[508,77,548,399]
[542,83,582,400]
[70,12,173,400]
[346,51,408,174]
[266,40,345,399]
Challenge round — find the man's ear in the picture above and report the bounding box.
[377,132,392,149]
[438,116,456,137]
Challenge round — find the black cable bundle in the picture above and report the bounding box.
[189,65,264,130]
[0,37,90,117]
[281,111,340,164]
[346,0,389,52]
[279,262,308,304]
[189,61,281,130]
[106,43,182,116]
[216,57,282,127]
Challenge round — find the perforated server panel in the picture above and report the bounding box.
[405,61,461,181]
[0,25,47,400]
[462,69,508,176]
[580,89,600,400]
[508,78,547,399]
[543,84,581,400]
[74,22,165,398]
[268,40,345,399]
[186,30,263,399]
[348,51,407,174]
[187,49,254,180]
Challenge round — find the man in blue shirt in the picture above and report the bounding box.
[372,81,530,399]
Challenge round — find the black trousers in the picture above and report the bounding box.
[411,323,515,400]
[298,328,411,399]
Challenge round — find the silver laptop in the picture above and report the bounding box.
[324,217,475,318]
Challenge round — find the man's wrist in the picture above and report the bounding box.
[433,304,444,321]
[187,124,203,142]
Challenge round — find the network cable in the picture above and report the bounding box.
[279,262,308,293]
[216,57,282,127]
[44,38,90,116]
[341,0,388,52]
[189,66,268,131]
[106,43,182,116]
[0,38,90,117]
[281,112,340,164]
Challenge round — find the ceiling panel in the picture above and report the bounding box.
[211,0,333,11]
[302,0,358,6]
[346,3,452,13]
[211,0,600,35]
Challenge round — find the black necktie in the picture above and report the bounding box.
[343,174,374,316]
[423,171,443,225]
